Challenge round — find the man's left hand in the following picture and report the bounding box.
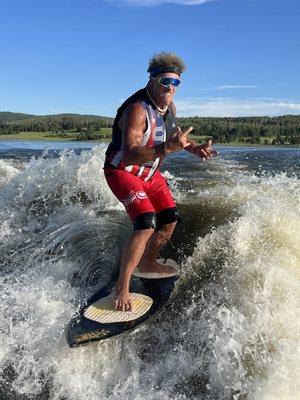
[192,139,218,160]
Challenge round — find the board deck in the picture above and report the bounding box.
[84,292,153,323]
[66,260,179,348]
[132,258,179,279]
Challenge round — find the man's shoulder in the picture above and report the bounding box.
[123,101,146,116]
[116,88,146,117]
[122,88,147,107]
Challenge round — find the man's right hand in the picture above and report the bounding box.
[165,126,193,153]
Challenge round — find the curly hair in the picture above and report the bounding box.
[147,52,186,77]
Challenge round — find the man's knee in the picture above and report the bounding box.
[155,207,181,230]
[133,212,157,231]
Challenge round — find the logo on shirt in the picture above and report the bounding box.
[121,191,148,208]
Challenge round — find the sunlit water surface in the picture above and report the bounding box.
[0,140,299,400]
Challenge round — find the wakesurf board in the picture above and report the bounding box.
[66,258,179,348]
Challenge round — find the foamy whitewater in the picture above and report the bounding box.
[0,142,299,400]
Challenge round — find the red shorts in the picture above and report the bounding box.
[104,167,176,221]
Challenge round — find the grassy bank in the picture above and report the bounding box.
[0,131,209,143]
[0,130,111,141]
[0,131,298,147]
[0,132,75,141]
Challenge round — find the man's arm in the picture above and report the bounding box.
[120,103,166,165]
[120,102,191,165]
[170,102,217,160]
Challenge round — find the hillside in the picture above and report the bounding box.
[1,111,299,144]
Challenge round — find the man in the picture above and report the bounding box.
[104,52,217,311]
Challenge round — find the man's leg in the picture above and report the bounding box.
[105,169,178,308]
[139,221,177,273]
[105,170,159,310]
[117,228,154,289]
[115,228,154,310]
[139,170,180,273]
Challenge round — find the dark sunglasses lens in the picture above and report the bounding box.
[171,79,180,87]
[159,78,181,87]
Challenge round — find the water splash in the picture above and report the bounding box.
[0,145,299,399]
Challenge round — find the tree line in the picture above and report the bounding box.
[0,112,113,135]
[178,115,300,145]
[1,112,299,144]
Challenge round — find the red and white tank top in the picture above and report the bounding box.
[108,101,167,182]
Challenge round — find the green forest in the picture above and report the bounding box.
[1,111,300,145]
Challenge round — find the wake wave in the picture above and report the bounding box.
[178,172,300,398]
[0,146,299,399]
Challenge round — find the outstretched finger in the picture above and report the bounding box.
[179,126,193,138]
[171,127,182,139]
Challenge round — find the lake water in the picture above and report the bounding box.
[0,140,299,400]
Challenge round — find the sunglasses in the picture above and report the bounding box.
[157,77,181,88]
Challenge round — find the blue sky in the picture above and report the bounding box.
[1,0,299,117]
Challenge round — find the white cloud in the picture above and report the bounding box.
[197,84,259,91]
[106,0,213,6]
[49,108,67,114]
[214,84,259,90]
[175,97,300,117]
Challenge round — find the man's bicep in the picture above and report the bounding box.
[123,126,143,149]
[121,103,146,150]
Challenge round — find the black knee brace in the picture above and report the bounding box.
[133,212,157,231]
[156,207,182,230]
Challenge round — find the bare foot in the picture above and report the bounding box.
[138,259,177,274]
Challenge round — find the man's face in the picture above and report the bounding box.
[152,72,180,107]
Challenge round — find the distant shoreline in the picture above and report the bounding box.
[0,133,299,148]
[1,112,300,146]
